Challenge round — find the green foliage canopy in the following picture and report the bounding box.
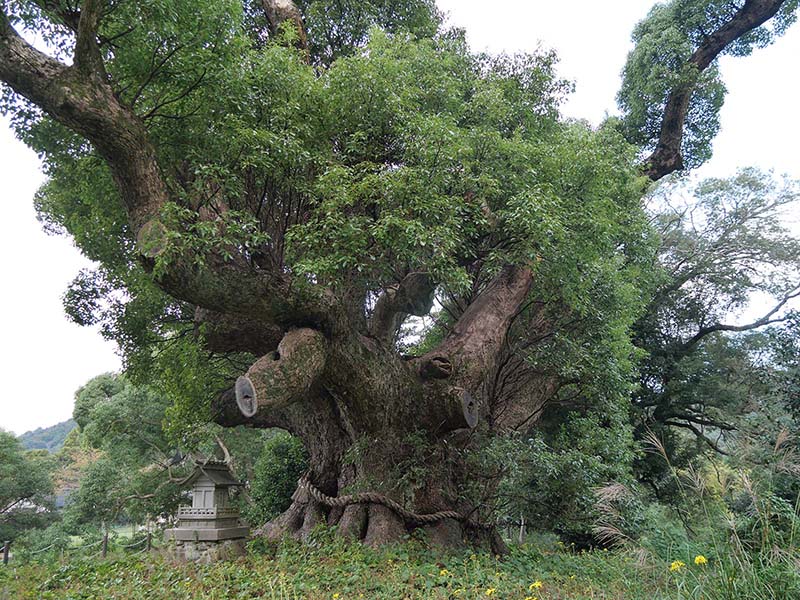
[0,2,657,444]
[244,432,308,526]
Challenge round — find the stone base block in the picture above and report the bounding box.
[163,538,247,564]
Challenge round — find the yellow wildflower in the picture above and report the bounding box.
[670,560,686,572]
[529,580,543,590]
[694,555,708,566]
[524,597,538,600]
[439,569,450,576]
[485,588,496,596]
[332,594,340,600]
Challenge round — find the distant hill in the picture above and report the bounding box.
[19,419,77,452]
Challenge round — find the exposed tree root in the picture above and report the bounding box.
[253,477,503,551]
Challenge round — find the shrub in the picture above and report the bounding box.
[243,432,308,526]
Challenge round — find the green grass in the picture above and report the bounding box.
[111,525,135,539]
[0,531,756,600]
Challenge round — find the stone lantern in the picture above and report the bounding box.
[165,460,249,562]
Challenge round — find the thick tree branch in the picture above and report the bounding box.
[663,420,730,454]
[413,265,533,428]
[0,9,167,230]
[261,0,307,51]
[74,0,105,76]
[1,10,340,328]
[195,307,284,355]
[420,266,532,382]
[369,272,435,343]
[644,0,789,180]
[661,411,736,431]
[234,328,327,418]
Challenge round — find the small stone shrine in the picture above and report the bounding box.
[164,460,249,563]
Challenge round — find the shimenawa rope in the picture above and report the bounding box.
[296,475,491,529]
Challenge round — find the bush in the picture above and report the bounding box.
[489,409,639,546]
[243,432,308,526]
[11,522,72,562]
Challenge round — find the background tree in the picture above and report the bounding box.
[65,372,270,529]
[631,169,800,492]
[1,0,798,550]
[0,430,56,541]
[244,432,308,526]
[770,315,800,424]
[64,374,186,529]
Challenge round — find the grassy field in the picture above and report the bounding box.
[4,530,795,600]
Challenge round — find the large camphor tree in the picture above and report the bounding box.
[1,0,798,549]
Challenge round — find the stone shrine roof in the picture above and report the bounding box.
[185,460,244,487]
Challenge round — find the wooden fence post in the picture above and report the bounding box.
[146,532,152,552]
[101,531,109,558]
[3,541,9,565]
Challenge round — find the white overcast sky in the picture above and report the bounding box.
[1,1,799,434]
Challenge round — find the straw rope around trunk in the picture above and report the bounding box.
[296,475,492,529]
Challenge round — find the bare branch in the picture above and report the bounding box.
[141,67,206,120]
[369,272,435,343]
[664,420,730,455]
[679,286,800,352]
[214,434,232,465]
[128,41,182,106]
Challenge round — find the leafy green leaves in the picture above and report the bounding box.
[244,432,308,525]
[296,0,441,65]
[0,430,55,541]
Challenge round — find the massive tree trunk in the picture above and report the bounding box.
[209,265,537,549]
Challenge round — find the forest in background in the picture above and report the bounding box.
[18,420,76,453]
